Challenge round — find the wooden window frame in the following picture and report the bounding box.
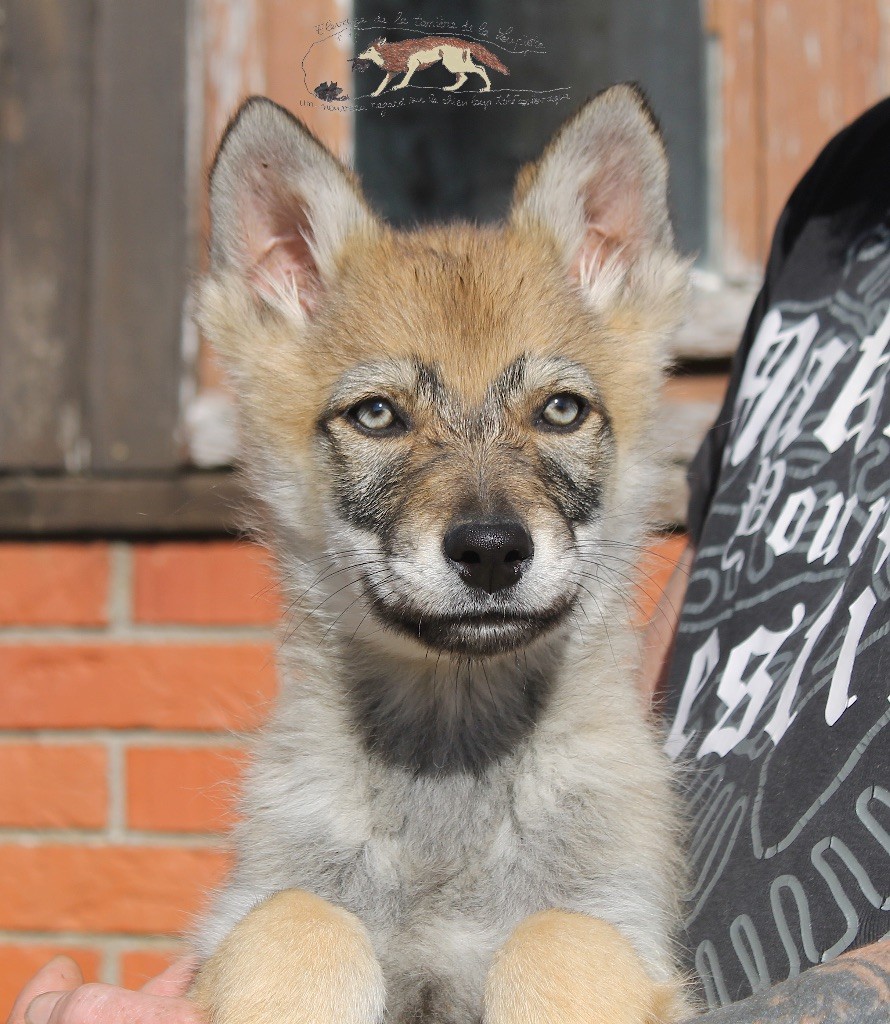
[0,0,756,535]
[0,0,239,535]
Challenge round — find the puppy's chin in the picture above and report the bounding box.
[368,599,576,657]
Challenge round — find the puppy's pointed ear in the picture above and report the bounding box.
[511,84,677,297]
[207,97,376,319]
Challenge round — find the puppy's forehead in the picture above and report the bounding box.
[329,353,596,410]
[321,223,602,403]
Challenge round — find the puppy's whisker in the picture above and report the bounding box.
[278,564,391,649]
[318,574,400,645]
[280,558,391,617]
[577,569,653,633]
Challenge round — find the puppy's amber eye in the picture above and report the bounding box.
[348,397,405,435]
[537,393,588,431]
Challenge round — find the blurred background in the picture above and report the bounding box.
[0,0,888,1010]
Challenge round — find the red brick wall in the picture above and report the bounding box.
[0,535,684,1015]
[0,541,278,1013]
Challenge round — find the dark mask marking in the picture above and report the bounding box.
[488,354,528,404]
[413,359,446,404]
[396,977,472,1024]
[347,657,552,777]
[538,453,604,525]
[320,427,407,539]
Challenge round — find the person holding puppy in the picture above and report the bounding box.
[9,97,890,1024]
[641,96,890,1016]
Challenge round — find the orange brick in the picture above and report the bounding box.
[635,534,689,624]
[127,747,245,834]
[0,744,107,829]
[662,373,730,405]
[0,945,100,1020]
[0,644,277,731]
[133,542,280,625]
[0,845,230,934]
[0,543,109,627]
[120,948,182,989]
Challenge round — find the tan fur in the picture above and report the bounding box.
[194,898,685,1024]
[200,222,686,463]
[191,889,385,1024]
[484,911,683,1024]
[192,87,692,1024]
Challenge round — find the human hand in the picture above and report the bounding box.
[676,938,890,1024]
[6,953,206,1024]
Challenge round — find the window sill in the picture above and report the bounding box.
[0,472,246,538]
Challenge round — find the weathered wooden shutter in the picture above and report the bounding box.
[0,0,241,533]
[1,0,188,472]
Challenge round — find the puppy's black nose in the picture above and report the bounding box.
[443,521,534,593]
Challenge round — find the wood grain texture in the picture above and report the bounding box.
[87,0,189,471]
[712,0,764,275]
[0,0,93,470]
[841,0,882,123]
[0,472,246,536]
[761,0,842,235]
[261,0,351,157]
[715,0,886,272]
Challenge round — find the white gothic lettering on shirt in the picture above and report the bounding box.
[669,303,890,761]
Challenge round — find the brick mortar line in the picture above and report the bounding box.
[108,543,133,633]
[0,931,186,947]
[101,946,119,986]
[106,737,126,842]
[0,731,250,745]
[0,829,229,847]
[0,935,185,989]
[99,934,195,986]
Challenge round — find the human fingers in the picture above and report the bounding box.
[6,957,83,1024]
[24,985,206,1024]
[140,955,200,997]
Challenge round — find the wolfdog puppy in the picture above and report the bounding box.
[191,84,690,1024]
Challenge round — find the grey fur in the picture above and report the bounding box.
[195,85,689,1023]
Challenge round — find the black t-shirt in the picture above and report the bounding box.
[664,99,890,1008]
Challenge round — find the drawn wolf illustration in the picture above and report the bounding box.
[355,35,509,95]
[190,85,691,1023]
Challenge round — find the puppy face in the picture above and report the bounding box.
[199,88,688,658]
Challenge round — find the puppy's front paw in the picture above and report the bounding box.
[484,911,683,1024]
[191,889,385,1024]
